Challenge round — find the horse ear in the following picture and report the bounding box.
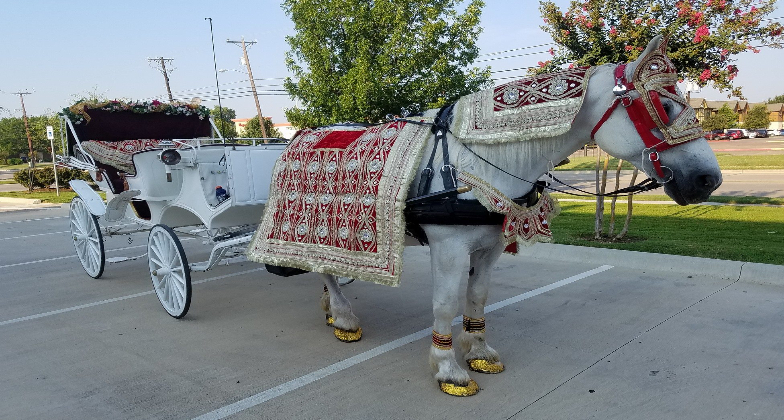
[625,35,665,80]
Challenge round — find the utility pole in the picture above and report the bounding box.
[148,57,175,102]
[226,37,267,139]
[13,91,35,192]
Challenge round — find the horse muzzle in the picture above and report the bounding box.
[663,168,722,205]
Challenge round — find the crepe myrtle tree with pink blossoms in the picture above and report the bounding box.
[537,0,784,98]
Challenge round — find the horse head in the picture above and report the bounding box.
[589,35,722,205]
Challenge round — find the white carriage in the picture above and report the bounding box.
[59,102,285,318]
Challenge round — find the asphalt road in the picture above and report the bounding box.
[1,206,783,419]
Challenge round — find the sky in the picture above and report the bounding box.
[1,0,783,124]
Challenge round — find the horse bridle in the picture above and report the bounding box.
[590,63,701,182]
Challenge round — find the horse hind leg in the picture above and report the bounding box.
[459,246,505,374]
[320,274,362,342]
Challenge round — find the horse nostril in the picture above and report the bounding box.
[697,174,720,190]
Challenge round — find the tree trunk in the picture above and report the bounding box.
[608,159,624,237]
[616,168,639,239]
[594,150,610,239]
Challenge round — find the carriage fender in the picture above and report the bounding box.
[69,179,106,216]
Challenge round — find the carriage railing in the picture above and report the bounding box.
[59,116,98,171]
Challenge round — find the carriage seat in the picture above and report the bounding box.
[80,139,197,175]
[80,139,197,193]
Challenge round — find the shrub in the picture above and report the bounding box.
[8,158,22,165]
[12,166,92,189]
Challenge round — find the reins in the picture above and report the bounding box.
[402,116,662,199]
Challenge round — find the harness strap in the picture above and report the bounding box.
[417,104,456,196]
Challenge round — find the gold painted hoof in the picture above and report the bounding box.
[468,359,505,374]
[439,379,479,396]
[325,314,334,326]
[334,327,362,342]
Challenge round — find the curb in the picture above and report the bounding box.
[0,197,42,204]
[518,243,783,287]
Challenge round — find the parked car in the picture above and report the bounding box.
[726,129,746,140]
[768,129,781,137]
[704,129,728,140]
[754,129,769,138]
[748,130,757,138]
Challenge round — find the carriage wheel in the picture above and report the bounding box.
[69,196,105,279]
[148,224,192,318]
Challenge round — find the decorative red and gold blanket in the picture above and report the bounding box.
[247,120,431,286]
[452,67,594,143]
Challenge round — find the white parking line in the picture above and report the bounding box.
[0,215,68,225]
[0,267,265,327]
[191,264,614,420]
[0,237,193,269]
[0,230,70,241]
[0,243,148,269]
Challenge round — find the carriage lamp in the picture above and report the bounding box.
[158,149,182,182]
[159,149,181,165]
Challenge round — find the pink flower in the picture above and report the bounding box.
[543,18,549,23]
[586,21,594,28]
[634,18,643,25]
[693,25,710,43]
[568,63,575,69]
[688,12,704,26]
[609,26,618,37]
[648,18,657,25]
[548,47,555,56]
[625,45,634,51]
[699,69,712,81]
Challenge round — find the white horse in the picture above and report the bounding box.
[318,36,721,395]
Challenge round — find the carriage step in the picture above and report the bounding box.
[106,253,146,263]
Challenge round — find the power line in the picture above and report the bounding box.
[477,43,555,57]
[475,48,552,63]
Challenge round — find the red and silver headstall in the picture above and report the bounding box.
[592,38,703,179]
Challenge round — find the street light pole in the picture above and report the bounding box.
[227,37,267,139]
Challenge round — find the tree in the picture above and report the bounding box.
[242,116,282,140]
[714,103,739,128]
[766,94,784,104]
[0,117,26,164]
[282,0,491,127]
[538,0,784,98]
[744,104,770,129]
[211,105,238,138]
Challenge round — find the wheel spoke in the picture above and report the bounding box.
[149,255,165,269]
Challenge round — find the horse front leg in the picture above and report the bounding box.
[319,274,362,342]
[427,231,477,396]
[460,245,506,374]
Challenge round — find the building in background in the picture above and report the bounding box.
[689,98,784,130]
[230,118,297,139]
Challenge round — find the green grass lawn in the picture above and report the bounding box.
[552,193,784,206]
[552,200,784,265]
[556,153,784,171]
[0,189,104,203]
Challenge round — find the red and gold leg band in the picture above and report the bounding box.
[462,316,485,334]
[432,331,452,350]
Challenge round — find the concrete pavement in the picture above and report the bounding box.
[1,207,783,419]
